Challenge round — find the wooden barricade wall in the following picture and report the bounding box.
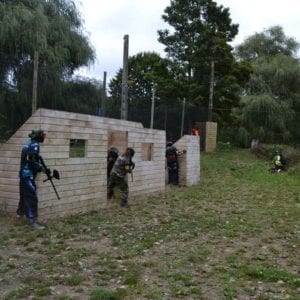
[195,121,218,152]
[174,135,201,186]
[0,109,166,220]
[205,122,217,152]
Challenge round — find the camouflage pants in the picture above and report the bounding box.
[107,172,129,206]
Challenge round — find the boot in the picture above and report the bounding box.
[16,214,23,220]
[30,219,45,230]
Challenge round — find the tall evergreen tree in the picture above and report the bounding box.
[157,0,249,124]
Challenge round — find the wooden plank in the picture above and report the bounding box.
[54,169,103,179]
[0,178,19,185]
[38,108,144,129]
[0,150,19,158]
[52,157,102,165]
[39,185,106,202]
[38,180,106,195]
[0,171,19,179]
[0,164,19,172]
[0,191,19,200]
[39,175,103,187]
[44,162,106,172]
[86,145,107,152]
[28,116,107,128]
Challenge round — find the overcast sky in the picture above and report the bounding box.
[76,0,300,82]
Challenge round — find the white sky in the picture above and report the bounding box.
[76,0,300,82]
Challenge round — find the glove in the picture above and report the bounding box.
[45,168,51,177]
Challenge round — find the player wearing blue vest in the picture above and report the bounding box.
[17,128,50,229]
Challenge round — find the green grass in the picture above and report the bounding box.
[0,148,299,299]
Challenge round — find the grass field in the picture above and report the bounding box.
[0,148,299,299]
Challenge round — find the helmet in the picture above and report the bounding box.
[108,147,119,159]
[29,128,46,142]
[166,142,173,147]
[127,147,135,157]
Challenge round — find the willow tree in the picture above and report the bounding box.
[0,0,95,139]
[235,26,300,144]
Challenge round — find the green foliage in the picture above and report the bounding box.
[236,126,251,148]
[235,26,299,60]
[236,26,300,144]
[241,94,293,142]
[64,274,85,286]
[157,0,251,125]
[109,52,181,108]
[243,265,300,287]
[108,51,185,133]
[0,0,95,141]
[90,289,121,300]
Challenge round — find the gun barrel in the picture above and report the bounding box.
[50,179,60,200]
[40,156,61,200]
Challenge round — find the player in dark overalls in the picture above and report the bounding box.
[166,142,179,185]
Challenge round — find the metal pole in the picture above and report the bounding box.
[208,60,215,122]
[180,98,186,137]
[150,85,155,129]
[121,34,129,120]
[32,50,39,114]
[102,71,107,116]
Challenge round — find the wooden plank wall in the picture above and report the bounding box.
[175,135,201,186]
[0,109,166,220]
[205,122,218,152]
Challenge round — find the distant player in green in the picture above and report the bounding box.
[271,150,286,173]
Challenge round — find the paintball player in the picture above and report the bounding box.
[191,128,200,136]
[166,142,186,185]
[17,128,50,229]
[107,147,119,180]
[271,149,286,173]
[107,147,135,207]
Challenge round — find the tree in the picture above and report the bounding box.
[157,0,249,124]
[235,26,300,144]
[109,52,181,117]
[59,76,103,116]
[0,0,95,140]
[235,25,299,61]
[108,51,196,138]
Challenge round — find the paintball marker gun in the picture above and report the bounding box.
[39,156,61,200]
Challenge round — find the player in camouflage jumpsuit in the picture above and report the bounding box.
[107,147,135,207]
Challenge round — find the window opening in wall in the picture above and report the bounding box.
[69,139,86,158]
[141,143,153,161]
